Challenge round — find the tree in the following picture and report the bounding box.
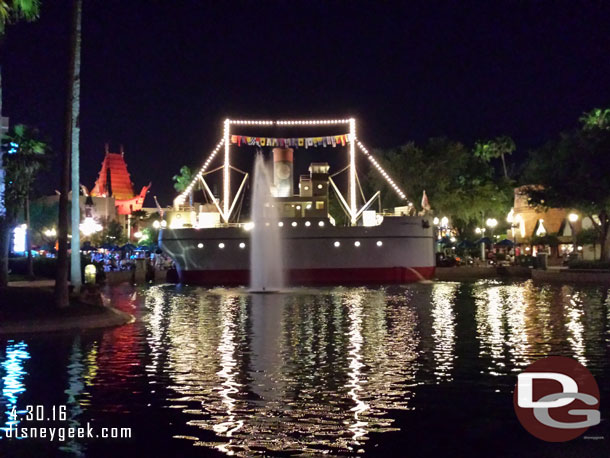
[523,108,610,261]
[369,138,513,236]
[579,108,610,130]
[91,219,126,247]
[172,165,194,207]
[29,200,57,245]
[0,124,49,284]
[0,0,41,286]
[69,0,83,292]
[473,136,515,179]
[0,0,39,33]
[55,0,81,308]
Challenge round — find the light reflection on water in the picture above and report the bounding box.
[0,341,30,434]
[0,280,608,456]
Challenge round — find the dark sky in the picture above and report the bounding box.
[2,0,610,205]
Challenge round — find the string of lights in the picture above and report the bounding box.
[175,120,408,210]
[174,137,225,206]
[355,139,407,201]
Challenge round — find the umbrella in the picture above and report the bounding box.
[121,243,137,251]
[100,243,118,250]
[495,239,514,247]
[136,245,152,251]
[475,237,493,245]
[439,236,454,245]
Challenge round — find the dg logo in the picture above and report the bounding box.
[513,356,601,442]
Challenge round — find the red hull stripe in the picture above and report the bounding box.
[176,267,435,286]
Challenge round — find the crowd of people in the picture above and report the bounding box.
[88,250,174,272]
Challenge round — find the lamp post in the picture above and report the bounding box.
[476,226,486,262]
[568,213,578,259]
[486,218,498,264]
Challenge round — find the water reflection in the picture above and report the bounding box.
[138,287,424,456]
[0,281,608,457]
[430,283,457,381]
[0,341,30,434]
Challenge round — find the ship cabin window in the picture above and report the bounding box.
[316,201,324,210]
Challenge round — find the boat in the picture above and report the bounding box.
[160,118,435,285]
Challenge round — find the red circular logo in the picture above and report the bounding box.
[513,356,600,442]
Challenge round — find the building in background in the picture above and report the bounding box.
[510,186,600,261]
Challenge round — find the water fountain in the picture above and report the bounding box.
[250,153,285,292]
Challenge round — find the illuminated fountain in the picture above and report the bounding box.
[250,153,285,292]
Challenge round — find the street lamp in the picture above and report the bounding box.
[568,213,579,257]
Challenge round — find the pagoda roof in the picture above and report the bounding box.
[91,151,135,200]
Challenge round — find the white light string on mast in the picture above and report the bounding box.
[355,139,408,201]
[174,138,225,206]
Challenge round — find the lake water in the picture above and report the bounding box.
[0,280,608,457]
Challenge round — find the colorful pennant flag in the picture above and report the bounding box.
[229,133,350,148]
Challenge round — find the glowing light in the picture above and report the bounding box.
[244,222,254,231]
[441,216,449,227]
[306,203,312,209]
[349,117,357,224]
[486,218,498,228]
[376,240,383,247]
[43,228,57,238]
[197,243,204,248]
[152,220,161,229]
[506,208,514,223]
[80,217,103,236]
[354,241,361,247]
[239,242,246,249]
[291,222,297,227]
[223,119,230,221]
[318,221,325,227]
[12,224,26,253]
[577,246,583,251]
[218,243,225,249]
[278,222,284,227]
[134,231,143,239]
[334,241,341,247]
[536,219,547,236]
[433,217,440,225]
[305,221,311,227]
[296,205,301,210]
[450,237,456,243]
[317,184,323,190]
[568,213,579,223]
[175,138,225,206]
[356,140,407,200]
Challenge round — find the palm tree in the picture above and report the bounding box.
[473,136,515,179]
[55,0,82,308]
[0,124,48,284]
[172,165,195,207]
[0,0,39,33]
[69,0,82,293]
[0,1,40,287]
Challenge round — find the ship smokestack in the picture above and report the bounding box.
[272,147,294,197]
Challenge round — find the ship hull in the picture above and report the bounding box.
[160,215,435,286]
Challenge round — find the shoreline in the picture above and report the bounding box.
[435,265,610,285]
[0,285,135,336]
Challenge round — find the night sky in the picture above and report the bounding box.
[2,0,610,206]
